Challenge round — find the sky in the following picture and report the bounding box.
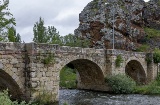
[8,0,149,42]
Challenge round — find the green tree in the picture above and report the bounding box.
[33,17,47,43]
[47,26,61,44]
[7,26,21,42]
[15,33,21,43]
[33,17,61,44]
[63,33,76,46]
[0,0,16,41]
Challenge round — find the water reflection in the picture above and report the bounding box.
[59,89,160,105]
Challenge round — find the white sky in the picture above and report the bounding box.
[8,0,150,42]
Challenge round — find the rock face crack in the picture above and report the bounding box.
[75,0,160,50]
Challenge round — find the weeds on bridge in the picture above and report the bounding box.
[43,53,55,65]
[115,55,123,67]
[153,48,160,63]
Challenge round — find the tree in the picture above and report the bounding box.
[33,17,61,44]
[8,26,16,42]
[47,26,61,44]
[7,26,21,42]
[33,17,47,43]
[15,33,21,43]
[63,33,76,46]
[0,0,16,41]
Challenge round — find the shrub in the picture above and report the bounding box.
[0,90,33,105]
[43,53,54,64]
[146,81,160,94]
[153,48,160,63]
[60,67,77,89]
[134,73,160,94]
[115,55,123,67]
[105,74,136,94]
[145,53,152,64]
[34,91,56,105]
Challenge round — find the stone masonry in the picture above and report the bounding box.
[0,42,158,102]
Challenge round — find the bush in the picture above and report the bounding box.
[115,55,123,67]
[34,91,56,105]
[0,90,33,105]
[60,67,77,89]
[153,48,160,63]
[134,73,160,94]
[105,74,136,94]
[146,81,160,94]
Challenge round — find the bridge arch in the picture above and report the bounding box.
[125,59,147,84]
[59,59,106,91]
[0,69,23,100]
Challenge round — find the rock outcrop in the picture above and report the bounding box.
[75,0,160,50]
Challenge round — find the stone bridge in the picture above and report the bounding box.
[0,42,158,102]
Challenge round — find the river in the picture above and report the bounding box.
[59,89,160,105]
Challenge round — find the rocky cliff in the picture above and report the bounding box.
[75,0,160,50]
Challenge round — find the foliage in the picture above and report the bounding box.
[136,44,150,52]
[34,91,56,105]
[105,74,136,94]
[7,26,21,42]
[62,33,90,47]
[43,53,54,65]
[0,0,16,41]
[0,90,34,105]
[134,73,160,94]
[47,26,61,44]
[33,17,47,43]
[115,55,123,67]
[33,17,90,48]
[33,17,60,44]
[145,56,152,64]
[144,27,160,38]
[153,48,160,63]
[60,66,77,89]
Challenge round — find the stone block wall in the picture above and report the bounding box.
[0,42,26,100]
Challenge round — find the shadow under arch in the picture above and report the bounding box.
[62,59,106,91]
[0,69,23,100]
[125,60,147,85]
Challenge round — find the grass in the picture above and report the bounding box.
[136,44,150,52]
[144,27,160,38]
[134,73,160,94]
[60,66,77,89]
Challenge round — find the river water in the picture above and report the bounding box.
[59,89,160,105]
